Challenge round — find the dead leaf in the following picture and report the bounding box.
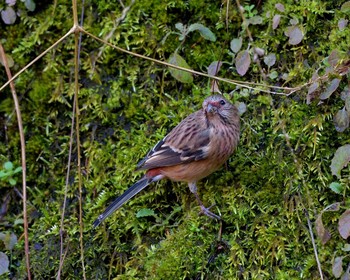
[339,209,350,239]
[331,145,350,179]
[333,256,344,278]
[315,214,331,244]
[235,50,251,76]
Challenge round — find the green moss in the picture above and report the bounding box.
[1,0,350,279]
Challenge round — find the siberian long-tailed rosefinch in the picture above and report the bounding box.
[93,95,240,227]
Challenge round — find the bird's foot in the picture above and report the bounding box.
[199,204,221,220]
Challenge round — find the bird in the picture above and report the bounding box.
[93,94,240,227]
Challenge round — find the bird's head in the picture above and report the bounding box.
[203,95,238,123]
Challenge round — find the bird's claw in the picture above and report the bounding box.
[199,204,221,220]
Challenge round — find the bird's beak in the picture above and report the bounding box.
[206,102,218,114]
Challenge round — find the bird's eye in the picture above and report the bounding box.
[219,100,226,105]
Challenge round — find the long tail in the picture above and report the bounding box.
[93,176,154,227]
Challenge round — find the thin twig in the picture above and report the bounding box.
[95,0,135,63]
[0,28,74,93]
[304,208,324,280]
[80,27,301,95]
[72,1,86,278]
[281,125,324,279]
[0,43,31,279]
[57,62,77,280]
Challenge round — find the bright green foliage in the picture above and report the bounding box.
[0,0,350,279]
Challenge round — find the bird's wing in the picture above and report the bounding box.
[136,111,211,170]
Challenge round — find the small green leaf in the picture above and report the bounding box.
[331,144,350,178]
[0,54,14,68]
[136,208,155,218]
[230,37,242,53]
[247,16,263,25]
[175,22,184,32]
[188,23,216,42]
[329,182,344,194]
[13,167,22,174]
[341,1,350,13]
[269,71,278,80]
[25,0,36,12]
[14,219,24,225]
[168,53,193,84]
[4,162,13,171]
[235,102,247,115]
[343,243,350,252]
[9,178,16,186]
[264,53,276,67]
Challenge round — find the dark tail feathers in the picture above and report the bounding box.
[93,176,152,227]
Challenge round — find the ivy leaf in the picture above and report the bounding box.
[230,37,242,53]
[333,107,349,132]
[168,53,193,84]
[188,23,216,42]
[331,144,350,178]
[235,50,251,76]
[136,208,155,218]
[0,252,9,275]
[315,214,331,244]
[1,6,16,25]
[285,26,303,45]
[264,53,276,67]
[273,14,281,30]
[319,78,341,100]
[339,209,350,239]
[332,256,344,278]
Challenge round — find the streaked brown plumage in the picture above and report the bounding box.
[93,95,240,227]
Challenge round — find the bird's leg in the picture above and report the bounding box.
[188,182,221,220]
